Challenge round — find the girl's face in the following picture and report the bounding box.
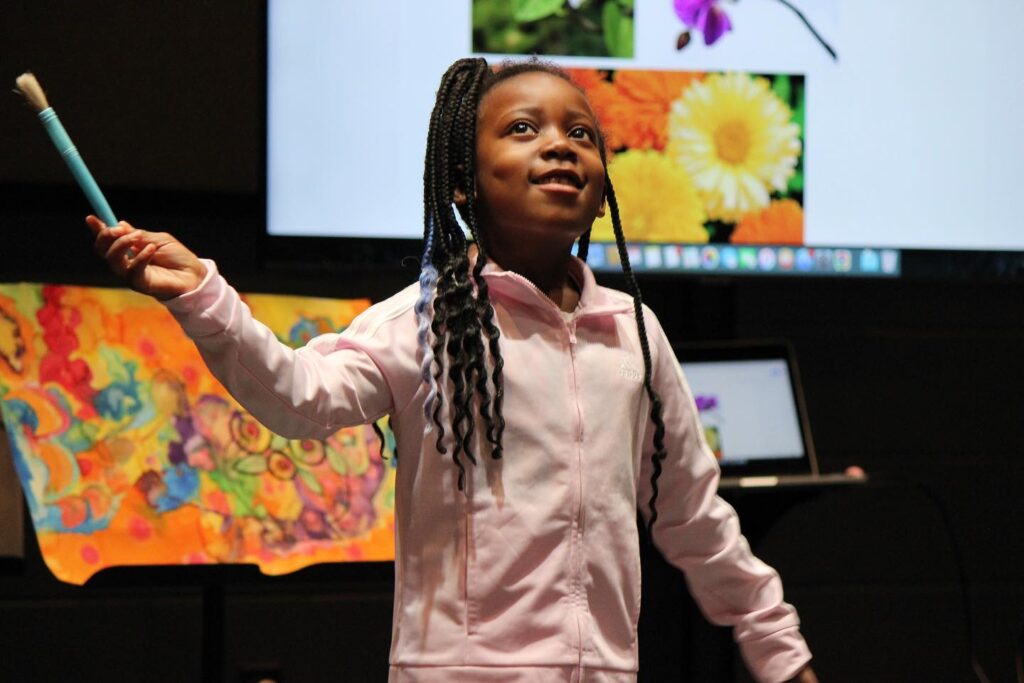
[472,71,606,256]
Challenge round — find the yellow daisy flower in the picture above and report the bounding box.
[668,72,801,222]
[594,150,708,243]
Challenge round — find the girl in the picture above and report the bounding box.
[87,58,818,683]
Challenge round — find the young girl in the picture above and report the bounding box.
[87,58,818,683]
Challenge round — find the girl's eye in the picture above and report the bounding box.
[569,126,595,142]
[510,121,536,135]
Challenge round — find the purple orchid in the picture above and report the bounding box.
[673,0,733,46]
[694,395,719,412]
[672,0,838,60]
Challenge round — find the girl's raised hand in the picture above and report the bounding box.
[86,215,207,301]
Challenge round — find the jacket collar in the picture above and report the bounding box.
[479,255,633,319]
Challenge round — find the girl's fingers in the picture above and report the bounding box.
[91,222,133,256]
[126,242,156,271]
[93,228,121,257]
[85,215,105,235]
[104,231,146,270]
[87,217,135,244]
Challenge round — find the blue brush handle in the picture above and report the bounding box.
[38,107,118,227]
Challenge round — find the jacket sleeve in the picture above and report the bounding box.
[636,308,812,683]
[162,259,414,440]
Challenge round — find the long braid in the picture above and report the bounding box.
[576,227,592,265]
[418,57,507,490]
[604,177,669,536]
[583,89,669,536]
[444,254,476,470]
[416,225,440,428]
[426,62,473,458]
[427,64,476,463]
[446,63,490,470]
[419,63,465,449]
[458,66,505,459]
[468,243,505,458]
[429,261,454,454]
[444,66,480,482]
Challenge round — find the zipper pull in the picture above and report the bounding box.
[568,320,577,345]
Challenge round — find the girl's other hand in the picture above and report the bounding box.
[86,215,207,301]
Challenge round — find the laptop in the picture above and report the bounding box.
[674,340,866,489]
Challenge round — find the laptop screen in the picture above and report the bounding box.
[677,342,816,477]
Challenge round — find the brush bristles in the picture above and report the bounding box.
[15,72,49,112]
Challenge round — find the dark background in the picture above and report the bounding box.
[2,2,1023,682]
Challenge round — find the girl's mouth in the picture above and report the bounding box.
[532,170,584,189]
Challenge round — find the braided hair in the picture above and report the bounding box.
[415,58,669,534]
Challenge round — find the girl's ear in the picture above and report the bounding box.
[597,197,606,218]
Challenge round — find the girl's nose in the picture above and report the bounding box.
[540,134,577,161]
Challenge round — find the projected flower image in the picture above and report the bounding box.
[569,68,805,245]
[668,72,801,223]
[473,0,635,58]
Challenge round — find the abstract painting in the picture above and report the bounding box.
[0,283,394,585]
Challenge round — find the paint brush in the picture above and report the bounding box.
[14,72,118,227]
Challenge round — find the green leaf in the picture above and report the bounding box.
[772,75,791,106]
[705,220,729,241]
[499,27,540,53]
[234,454,268,475]
[615,16,634,57]
[513,0,564,22]
[297,468,323,494]
[602,3,633,58]
[617,0,634,8]
[326,447,349,476]
[59,419,99,453]
[602,3,621,55]
[98,346,136,385]
[791,80,806,127]
[788,169,804,193]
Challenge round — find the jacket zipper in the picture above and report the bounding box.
[493,269,598,664]
[567,316,585,666]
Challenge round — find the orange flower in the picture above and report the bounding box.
[599,71,703,151]
[565,69,620,152]
[565,68,607,92]
[730,199,804,245]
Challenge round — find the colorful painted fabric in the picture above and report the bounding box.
[0,283,391,585]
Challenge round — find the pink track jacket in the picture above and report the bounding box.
[165,257,812,683]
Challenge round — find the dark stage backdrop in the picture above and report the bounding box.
[1,2,1023,682]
